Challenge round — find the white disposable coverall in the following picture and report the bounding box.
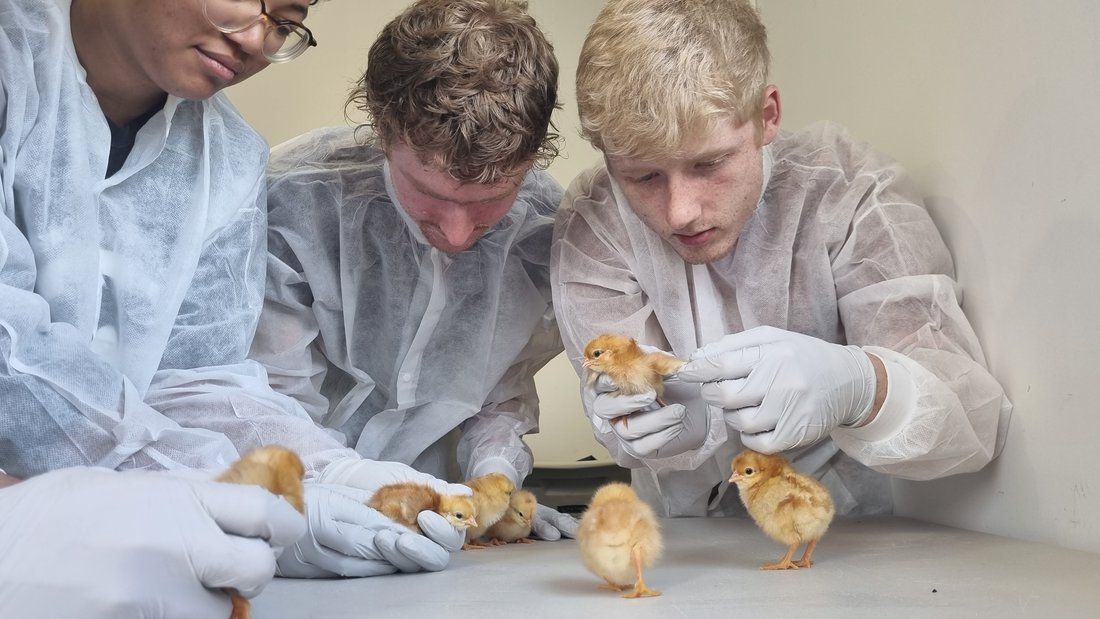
[551,122,1012,516]
[0,0,341,477]
[251,126,564,484]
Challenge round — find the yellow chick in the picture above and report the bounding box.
[215,446,306,619]
[577,482,662,598]
[729,449,835,570]
[367,481,478,534]
[483,489,538,544]
[582,334,685,426]
[463,473,516,549]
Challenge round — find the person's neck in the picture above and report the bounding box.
[69,0,165,126]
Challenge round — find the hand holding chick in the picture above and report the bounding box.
[583,335,686,421]
[578,482,662,598]
[215,446,306,619]
[729,449,835,570]
[367,481,478,536]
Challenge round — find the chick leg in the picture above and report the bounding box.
[227,590,250,619]
[623,545,661,598]
[599,579,627,592]
[760,542,800,571]
[793,539,819,568]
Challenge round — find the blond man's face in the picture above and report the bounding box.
[607,114,777,264]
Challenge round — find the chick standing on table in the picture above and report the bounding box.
[729,449,835,570]
[484,489,538,544]
[578,482,662,598]
[215,446,306,619]
[367,482,479,535]
[463,473,515,549]
[582,334,686,426]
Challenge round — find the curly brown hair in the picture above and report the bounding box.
[347,0,560,184]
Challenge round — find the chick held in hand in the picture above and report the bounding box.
[483,489,538,545]
[729,449,835,570]
[583,335,685,426]
[367,481,479,535]
[578,482,662,598]
[463,473,516,549]
[215,446,306,619]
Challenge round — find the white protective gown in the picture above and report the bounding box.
[251,126,564,484]
[551,122,1012,516]
[0,0,340,477]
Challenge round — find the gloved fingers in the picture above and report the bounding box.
[530,516,560,541]
[611,404,686,440]
[193,535,278,598]
[440,482,473,497]
[678,344,762,383]
[274,547,336,578]
[593,372,619,394]
[723,404,781,435]
[372,530,426,573]
[591,389,657,420]
[196,482,307,548]
[534,504,578,539]
[623,423,684,459]
[288,541,400,578]
[417,510,466,552]
[623,403,707,459]
[698,377,762,410]
[376,529,450,573]
[740,430,788,454]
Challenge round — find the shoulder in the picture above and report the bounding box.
[771,121,909,188]
[197,93,270,174]
[268,125,384,182]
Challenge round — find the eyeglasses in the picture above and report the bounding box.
[203,0,318,63]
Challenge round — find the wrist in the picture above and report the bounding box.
[860,351,888,426]
[835,349,916,442]
[467,457,520,487]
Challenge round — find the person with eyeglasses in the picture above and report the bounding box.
[0,1,466,617]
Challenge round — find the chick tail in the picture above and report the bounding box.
[226,589,249,619]
[793,538,819,568]
[761,542,801,571]
[623,545,661,598]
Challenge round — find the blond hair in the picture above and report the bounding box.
[348,0,560,184]
[576,0,769,159]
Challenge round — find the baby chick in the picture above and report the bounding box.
[483,489,538,544]
[215,446,306,619]
[577,482,662,598]
[463,473,515,549]
[582,334,685,425]
[367,481,478,535]
[729,449,835,570]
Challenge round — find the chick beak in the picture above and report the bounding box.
[465,516,478,528]
[729,472,742,483]
[581,358,593,369]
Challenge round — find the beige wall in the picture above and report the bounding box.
[232,1,1100,553]
[759,0,1100,552]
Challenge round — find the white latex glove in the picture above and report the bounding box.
[275,482,463,577]
[0,467,305,619]
[531,504,579,540]
[678,326,878,453]
[582,364,708,460]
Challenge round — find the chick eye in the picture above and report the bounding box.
[744,467,754,475]
[455,513,464,519]
[592,350,603,358]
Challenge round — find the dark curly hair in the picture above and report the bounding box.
[348,0,560,184]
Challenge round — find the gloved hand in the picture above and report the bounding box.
[274,482,464,578]
[678,326,879,453]
[315,457,471,553]
[582,369,708,460]
[0,467,305,619]
[531,503,579,540]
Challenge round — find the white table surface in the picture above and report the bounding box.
[251,516,1100,619]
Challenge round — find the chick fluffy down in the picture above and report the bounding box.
[578,483,663,586]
